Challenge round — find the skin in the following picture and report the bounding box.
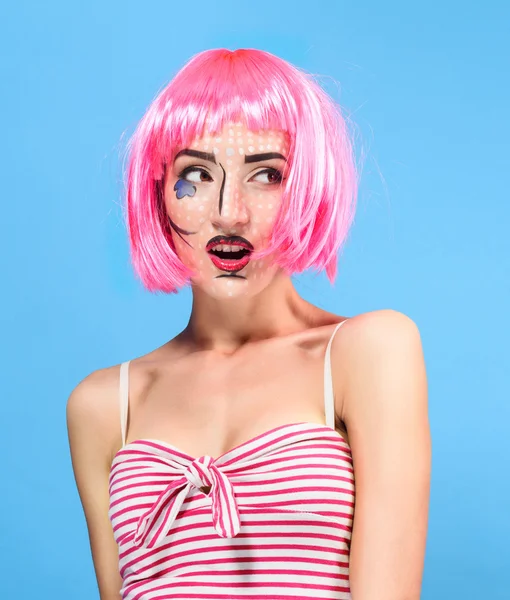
[163,122,289,303]
[159,121,347,357]
[66,121,431,600]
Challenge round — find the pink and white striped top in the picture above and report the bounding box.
[108,319,355,599]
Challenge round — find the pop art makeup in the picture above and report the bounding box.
[163,122,290,298]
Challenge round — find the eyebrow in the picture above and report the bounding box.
[244,152,287,163]
[173,149,287,165]
[174,149,217,164]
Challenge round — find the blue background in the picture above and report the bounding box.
[1,1,508,598]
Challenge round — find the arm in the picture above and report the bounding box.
[340,310,431,600]
[66,369,123,600]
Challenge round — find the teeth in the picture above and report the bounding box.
[212,244,246,252]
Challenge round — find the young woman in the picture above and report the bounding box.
[67,48,431,600]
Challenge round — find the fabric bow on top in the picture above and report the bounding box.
[133,455,241,549]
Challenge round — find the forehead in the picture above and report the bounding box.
[189,122,289,148]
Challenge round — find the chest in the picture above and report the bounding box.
[124,339,344,459]
[108,424,355,587]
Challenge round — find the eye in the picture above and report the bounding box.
[178,166,213,183]
[250,168,284,185]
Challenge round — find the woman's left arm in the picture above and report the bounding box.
[340,309,431,600]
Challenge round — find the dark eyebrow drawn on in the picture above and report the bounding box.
[244,152,287,164]
[174,149,217,164]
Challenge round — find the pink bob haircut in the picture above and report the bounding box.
[124,48,359,294]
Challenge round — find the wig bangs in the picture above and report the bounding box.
[125,49,358,294]
[154,50,298,173]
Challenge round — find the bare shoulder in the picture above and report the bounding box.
[331,309,425,420]
[337,307,420,335]
[336,309,430,598]
[66,343,177,462]
[66,365,124,465]
[339,308,421,352]
[66,364,128,598]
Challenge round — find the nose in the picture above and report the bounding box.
[211,167,250,231]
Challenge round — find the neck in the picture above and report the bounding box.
[182,271,321,355]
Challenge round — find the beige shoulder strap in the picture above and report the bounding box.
[323,319,349,429]
[119,360,131,447]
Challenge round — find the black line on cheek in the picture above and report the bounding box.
[167,217,196,248]
[219,163,226,215]
[155,177,198,248]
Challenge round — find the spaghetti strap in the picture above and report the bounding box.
[119,360,131,448]
[323,319,349,429]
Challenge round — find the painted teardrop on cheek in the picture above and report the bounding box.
[174,179,196,199]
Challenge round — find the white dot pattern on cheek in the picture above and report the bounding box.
[169,123,289,293]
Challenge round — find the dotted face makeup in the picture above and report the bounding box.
[163,122,290,299]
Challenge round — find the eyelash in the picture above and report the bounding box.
[177,166,284,185]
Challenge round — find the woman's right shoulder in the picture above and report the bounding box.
[67,337,184,460]
[65,364,128,597]
[66,363,127,466]
[66,348,171,461]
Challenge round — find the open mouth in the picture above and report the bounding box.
[207,246,252,272]
[206,236,254,272]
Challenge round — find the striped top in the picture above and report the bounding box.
[108,319,355,599]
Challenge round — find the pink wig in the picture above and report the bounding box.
[124,48,358,294]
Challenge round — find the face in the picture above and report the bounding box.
[163,122,290,299]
